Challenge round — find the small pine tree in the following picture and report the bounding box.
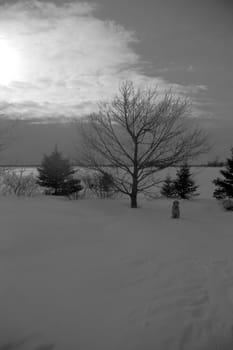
[213,148,233,199]
[161,175,176,198]
[37,147,82,196]
[173,163,199,199]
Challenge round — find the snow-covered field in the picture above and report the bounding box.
[0,168,232,350]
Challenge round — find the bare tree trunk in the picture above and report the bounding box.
[130,139,139,208]
[130,171,138,208]
[130,192,138,208]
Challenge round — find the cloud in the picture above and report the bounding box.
[0,0,207,119]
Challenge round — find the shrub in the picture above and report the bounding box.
[222,199,233,211]
[82,172,116,198]
[61,178,83,199]
[0,169,40,196]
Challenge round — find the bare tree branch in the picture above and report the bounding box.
[75,81,209,208]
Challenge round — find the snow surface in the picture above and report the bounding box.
[0,168,232,350]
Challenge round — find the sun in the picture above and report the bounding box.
[0,38,22,85]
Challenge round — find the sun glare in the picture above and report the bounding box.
[0,37,22,85]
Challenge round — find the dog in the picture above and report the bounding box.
[172,200,180,219]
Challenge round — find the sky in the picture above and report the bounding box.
[0,0,232,161]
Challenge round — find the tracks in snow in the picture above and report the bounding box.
[124,256,233,350]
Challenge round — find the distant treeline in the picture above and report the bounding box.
[200,159,227,167]
[0,162,226,169]
[0,164,40,169]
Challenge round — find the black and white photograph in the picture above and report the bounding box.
[0,0,233,349]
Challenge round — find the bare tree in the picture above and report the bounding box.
[76,81,209,208]
[0,168,40,196]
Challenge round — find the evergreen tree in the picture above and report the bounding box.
[160,175,176,198]
[37,147,82,196]
[173,163,199,199]
[213,148,233,199]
